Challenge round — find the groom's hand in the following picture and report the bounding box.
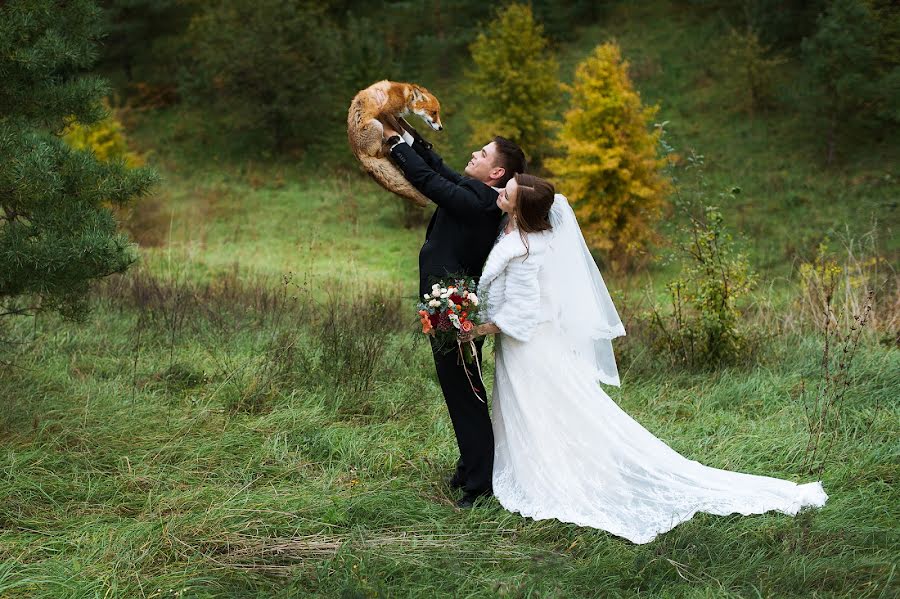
[381,120,399,139]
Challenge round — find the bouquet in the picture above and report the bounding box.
[416,277,486,401]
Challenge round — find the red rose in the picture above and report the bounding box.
[428,312,440,327]
[449,293,463,304]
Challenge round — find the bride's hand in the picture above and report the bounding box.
[459,323,499,343]
[458,329,476,344]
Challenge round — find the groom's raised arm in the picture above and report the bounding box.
[398,119,464,185]
[389,142,493,218]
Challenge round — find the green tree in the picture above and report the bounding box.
[465,3,559,165]
[714,0,826,48]
[802,0,900,163]
[180,1,345,151]
[98,0,197,84]
[0,0,157,320]
[530,0,607,43]
[547,42,669,271]
[721,26,786,115]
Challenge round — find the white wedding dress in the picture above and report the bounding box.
[477,196,827,544]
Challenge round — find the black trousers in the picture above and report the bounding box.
[431,336,494,494]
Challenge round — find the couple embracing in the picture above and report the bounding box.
[379,116,827,544]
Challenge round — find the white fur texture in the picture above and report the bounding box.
[478,230,552,342]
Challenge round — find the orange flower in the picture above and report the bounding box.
[418,310,433,334]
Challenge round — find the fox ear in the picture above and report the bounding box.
[412,87,424,102]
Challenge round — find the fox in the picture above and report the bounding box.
[347,80,443,207]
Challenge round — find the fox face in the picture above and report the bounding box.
[409,87,443,131]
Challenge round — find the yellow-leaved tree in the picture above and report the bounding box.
[465,3,559,165]
[547,42,670,270]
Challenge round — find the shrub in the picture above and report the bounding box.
[645,152,757,369]
[795,251,876,475]
[792,235,898,338]
[63,100,144,167]
[547,42,670,271]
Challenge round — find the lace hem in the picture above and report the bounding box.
[493,468,828,545]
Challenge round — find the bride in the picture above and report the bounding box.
[460,173,828,544]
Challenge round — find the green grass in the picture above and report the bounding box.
[0,281,896,597]
[2,1,898,596]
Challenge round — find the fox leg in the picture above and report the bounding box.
[381,113,403,134]
[355,116,386,158]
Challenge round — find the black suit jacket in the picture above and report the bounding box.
[390,140,503,296]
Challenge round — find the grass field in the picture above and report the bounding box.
[2,1,898,597]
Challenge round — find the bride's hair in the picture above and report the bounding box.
[513,173,555,257]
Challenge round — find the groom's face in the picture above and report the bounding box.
[464,141,504,184]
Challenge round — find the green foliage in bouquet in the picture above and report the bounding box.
[417,277,483,363]
[0,0,158,320]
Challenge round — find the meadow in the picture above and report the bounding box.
[1,2,898,597]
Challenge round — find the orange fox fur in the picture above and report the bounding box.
[347,80,443,207]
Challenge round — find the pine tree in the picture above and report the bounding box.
[802,0,900,164]
[465,3,559,165]
[0,0,157,320]
[547,43,669,271]
[722,26,786,115]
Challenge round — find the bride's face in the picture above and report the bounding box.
[497,177,518,214]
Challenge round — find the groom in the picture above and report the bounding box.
[380,116,526,508]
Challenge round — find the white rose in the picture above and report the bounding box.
[469,293,479,306]
[432,290,441,298]
[440,287,448,294]
[423,294,430,300]
[428,299,441,308]
[440,293,449,299]
[432,283,440,290]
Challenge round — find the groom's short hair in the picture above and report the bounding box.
[492,136,527,186]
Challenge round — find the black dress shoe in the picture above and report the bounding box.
[456,490,493,509]
[446,471,465,490]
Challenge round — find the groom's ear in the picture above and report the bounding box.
[490,166,506,182]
